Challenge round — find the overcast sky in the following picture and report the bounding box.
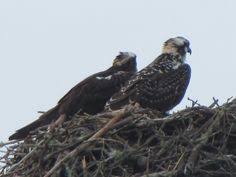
[0,0,235,141]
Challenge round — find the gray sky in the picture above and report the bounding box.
[0,0,235,141]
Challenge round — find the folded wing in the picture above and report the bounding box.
[107,64,191,112]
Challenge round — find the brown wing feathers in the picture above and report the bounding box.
[9,52,137,140]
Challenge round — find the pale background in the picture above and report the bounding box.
[0,0,235,141]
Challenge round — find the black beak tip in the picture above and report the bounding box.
[188,48,192,55]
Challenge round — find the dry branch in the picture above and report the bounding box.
[1,99,236,177]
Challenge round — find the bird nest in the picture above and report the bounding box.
[1,98,236,177]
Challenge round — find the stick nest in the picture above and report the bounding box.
[1,98,236,177]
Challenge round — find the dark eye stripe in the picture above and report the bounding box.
[185,41,190,46]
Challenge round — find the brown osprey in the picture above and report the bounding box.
[106,37,191,112]
[9,52,137,140]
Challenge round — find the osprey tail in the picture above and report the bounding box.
[9,106,60,140]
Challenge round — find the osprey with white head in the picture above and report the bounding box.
[162,36,192,63]
[106,37,192,113]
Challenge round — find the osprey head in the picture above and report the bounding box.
[162,36,192,60]
[113,52,137,72]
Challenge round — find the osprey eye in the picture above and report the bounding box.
[115,56,121,60]
[185,41,190,47]
[117,55,123,59]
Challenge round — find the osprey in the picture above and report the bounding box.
[106,37,192,112]
[9,52,137,140]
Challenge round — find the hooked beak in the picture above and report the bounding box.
[187,47,192,55]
